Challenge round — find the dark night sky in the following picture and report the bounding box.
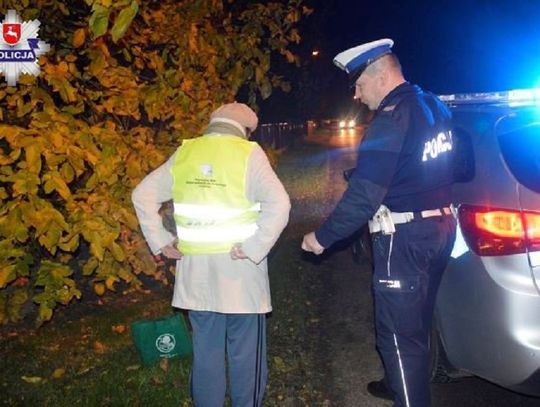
[260,0,540,121]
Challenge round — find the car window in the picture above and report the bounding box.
[498,123,540,193]
[453,127,475,183]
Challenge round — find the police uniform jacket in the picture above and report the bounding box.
[316,82,454,248]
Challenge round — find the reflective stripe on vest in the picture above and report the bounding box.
[171,135,260,254]
[177,223,259,242]
[173,202,261,221]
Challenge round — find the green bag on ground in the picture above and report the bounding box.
[131,313,192,365]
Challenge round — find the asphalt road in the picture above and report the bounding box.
[298,127,540,406]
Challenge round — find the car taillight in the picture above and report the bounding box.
[526,212,540,251]
[459,205,540,256]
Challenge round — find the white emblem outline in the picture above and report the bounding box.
[155,333,176,354]
[0,10,50,86]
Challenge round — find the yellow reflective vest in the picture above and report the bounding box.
[171,135,260,254]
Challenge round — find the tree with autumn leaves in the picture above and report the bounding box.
[0,0,310,324]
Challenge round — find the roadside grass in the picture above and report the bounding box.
[263,141,336,405]
[1,289,193,406]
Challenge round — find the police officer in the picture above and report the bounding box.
[133,102,290,407]
[302,39,456,407]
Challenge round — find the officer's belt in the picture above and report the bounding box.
[368,207,452,234]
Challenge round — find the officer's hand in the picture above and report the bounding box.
[301,232,325,255]
[230,243,248,260]
[160,243,183,259]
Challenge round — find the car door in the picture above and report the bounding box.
[496,110,540,295]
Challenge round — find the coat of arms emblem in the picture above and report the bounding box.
[2,23,20,45]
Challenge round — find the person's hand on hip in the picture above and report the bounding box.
[230,243,248,260]
[160,243,183,259]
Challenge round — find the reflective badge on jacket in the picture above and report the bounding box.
[375,277,419,292]
[379,279,402,289]
[422,130,453,162]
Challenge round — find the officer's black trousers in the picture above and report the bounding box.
[371,215,456,407]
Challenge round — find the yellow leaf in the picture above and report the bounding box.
[21,376,45,384]
[60,162,75,183]
[110,242,126,262]
[188,24,198,52]
[38,304,53,322]
[72,28,86,48]
[0,265,17,289]
[45,66,78,103]
[89,238,105,261]
[58,233,79,252]
[89,51,108,78]
[94,282,105,296]
[284,50,295,64]
[93,340,106,354]
[89,5,110,39]
[57,1,69,15]
[159,358,169,372]
[112,324,126,334]
[126,365,140,371]
[25,144,42,174]
[52,368,65,379]
[82,257,99,276]
[42,171,71,200]
[272,356,292,372]
[105,276,117,291]
[255,66,264,84]
[58,61,69,74]
[111,1,139,43]
[118,267,135,284]
[18,74,36,86]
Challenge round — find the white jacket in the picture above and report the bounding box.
[132,130,290,314]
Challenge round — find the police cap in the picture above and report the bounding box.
[333,38,394,86]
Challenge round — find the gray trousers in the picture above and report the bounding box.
[189,311,267,407]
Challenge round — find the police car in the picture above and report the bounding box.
[430,89,540,396]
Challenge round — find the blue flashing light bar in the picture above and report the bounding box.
[439,88,540,107]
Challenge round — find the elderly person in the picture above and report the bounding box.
[132,102,290,407]
[302,39,456,407]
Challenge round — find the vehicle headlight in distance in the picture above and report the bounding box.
[348,119,356,128]
[339,120,346,129]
